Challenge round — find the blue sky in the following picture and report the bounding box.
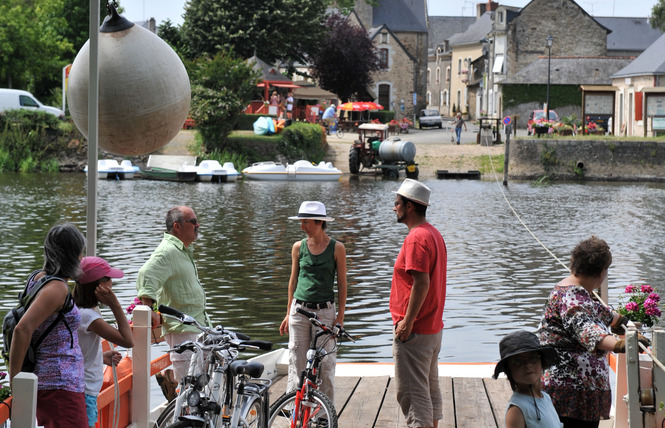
[119,0,658,27]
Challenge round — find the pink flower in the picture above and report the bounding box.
[649,292,660,302]
[625,285,636,293]
[644,298,658,309]
[641,284,654,293]
[646,307,662,317]
[625,302,639,312]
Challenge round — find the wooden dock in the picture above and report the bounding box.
[268,375,513,428]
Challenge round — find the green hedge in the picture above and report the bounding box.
[502,85,581,110]
[223,122,325,165]
[277,122,326,163]
[235,114,265,131]
[369,110,395,123]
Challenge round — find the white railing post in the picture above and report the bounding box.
[132,305,151,427]
[651,328,665,427]
[625,328,642,428]
[12,372,38,428]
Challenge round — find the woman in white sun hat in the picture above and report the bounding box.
[279,201,347,403]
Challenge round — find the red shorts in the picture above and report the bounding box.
[37,389,87,427]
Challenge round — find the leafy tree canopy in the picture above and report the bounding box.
[158,19,187,57]
[60,0,109,56]
[309,14,380,102]
[651,0,665,32]
[0,0,72,98]
[188,51,260,152]
[181,0,327,64]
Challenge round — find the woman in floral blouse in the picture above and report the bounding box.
[537,236,648,428]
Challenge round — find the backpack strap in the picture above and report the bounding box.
[23,271,75,350]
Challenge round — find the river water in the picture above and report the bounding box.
[1,172,665,365]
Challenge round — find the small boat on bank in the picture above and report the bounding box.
[194,160,241,182]
[242,160,342,181]
[85,159,137,180]
[140,166,197,182]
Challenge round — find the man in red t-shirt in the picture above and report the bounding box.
[390,179,447,428]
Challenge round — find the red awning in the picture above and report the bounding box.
[257,82,301,88]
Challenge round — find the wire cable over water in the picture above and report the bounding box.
[482,144,658,358]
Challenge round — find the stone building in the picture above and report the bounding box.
[349,0,428,120]
[611,33,665,137]
[427,16,475,117]
[448,11,494,120]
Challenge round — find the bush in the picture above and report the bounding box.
[0,110,67,172]
[225,132,282,164]
[235,114,264,131]
[369,111,395,123]
[277,122,326,163]
[189,51,260,153]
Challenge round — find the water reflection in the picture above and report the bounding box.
[1,173,665,364]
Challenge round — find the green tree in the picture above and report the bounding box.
[0,0,73,99]
[309,14,380,102]
[181,0,327,64]
[189,51,260,152]
[60,0,109,56]
[158,19,187,57]
[651,0,665,31]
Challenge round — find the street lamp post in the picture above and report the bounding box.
[546,35,553,122]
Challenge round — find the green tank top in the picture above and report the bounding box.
[293,238,337,303]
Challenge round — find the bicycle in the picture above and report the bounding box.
[154,305,273,428]
[268,307,354,428]
[324,119,344,139]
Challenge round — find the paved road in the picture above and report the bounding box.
[333,118,527,146]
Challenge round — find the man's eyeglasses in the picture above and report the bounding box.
[179,218,198,226]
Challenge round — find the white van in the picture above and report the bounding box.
[0,88,65,119]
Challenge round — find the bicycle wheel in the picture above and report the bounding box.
[336,129,344,139]
[155,399,206,428]
[268,390,337,428]
[154,400,177,428]
[240,395,265,428]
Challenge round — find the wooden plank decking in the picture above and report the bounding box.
[268,375,513,428]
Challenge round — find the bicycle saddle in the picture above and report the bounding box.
[230,360,264,378]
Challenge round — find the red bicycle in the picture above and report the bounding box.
[268,307,354,428]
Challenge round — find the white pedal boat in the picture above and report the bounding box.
[242,160,342,181]
[84,159,136,180]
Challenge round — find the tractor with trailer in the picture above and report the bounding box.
[348,123,418,179]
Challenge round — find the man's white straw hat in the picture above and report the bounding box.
[394,178,431,206]
[289,201,335,222]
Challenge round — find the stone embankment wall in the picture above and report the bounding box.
[508,139,665,182]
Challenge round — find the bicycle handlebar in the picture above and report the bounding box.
[295,307,355,342]
[159,304,273,350]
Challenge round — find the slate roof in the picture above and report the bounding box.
[428,16,476,49]
[247,56,292,83]
[612,33,665,78]
[501,57,633,85]
[448,12,493,47]
[595,17,663,52]
[372,0,428,33]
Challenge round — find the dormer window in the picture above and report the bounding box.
[381,32,389,44]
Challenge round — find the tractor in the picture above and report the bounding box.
[348,123,418,179]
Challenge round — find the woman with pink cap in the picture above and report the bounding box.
[74,256,134,428]
[279,201,347,403]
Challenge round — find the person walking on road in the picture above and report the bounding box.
[390,179,447,428]
[452,112,467,144]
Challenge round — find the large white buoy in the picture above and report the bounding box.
[68,8,191,156]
